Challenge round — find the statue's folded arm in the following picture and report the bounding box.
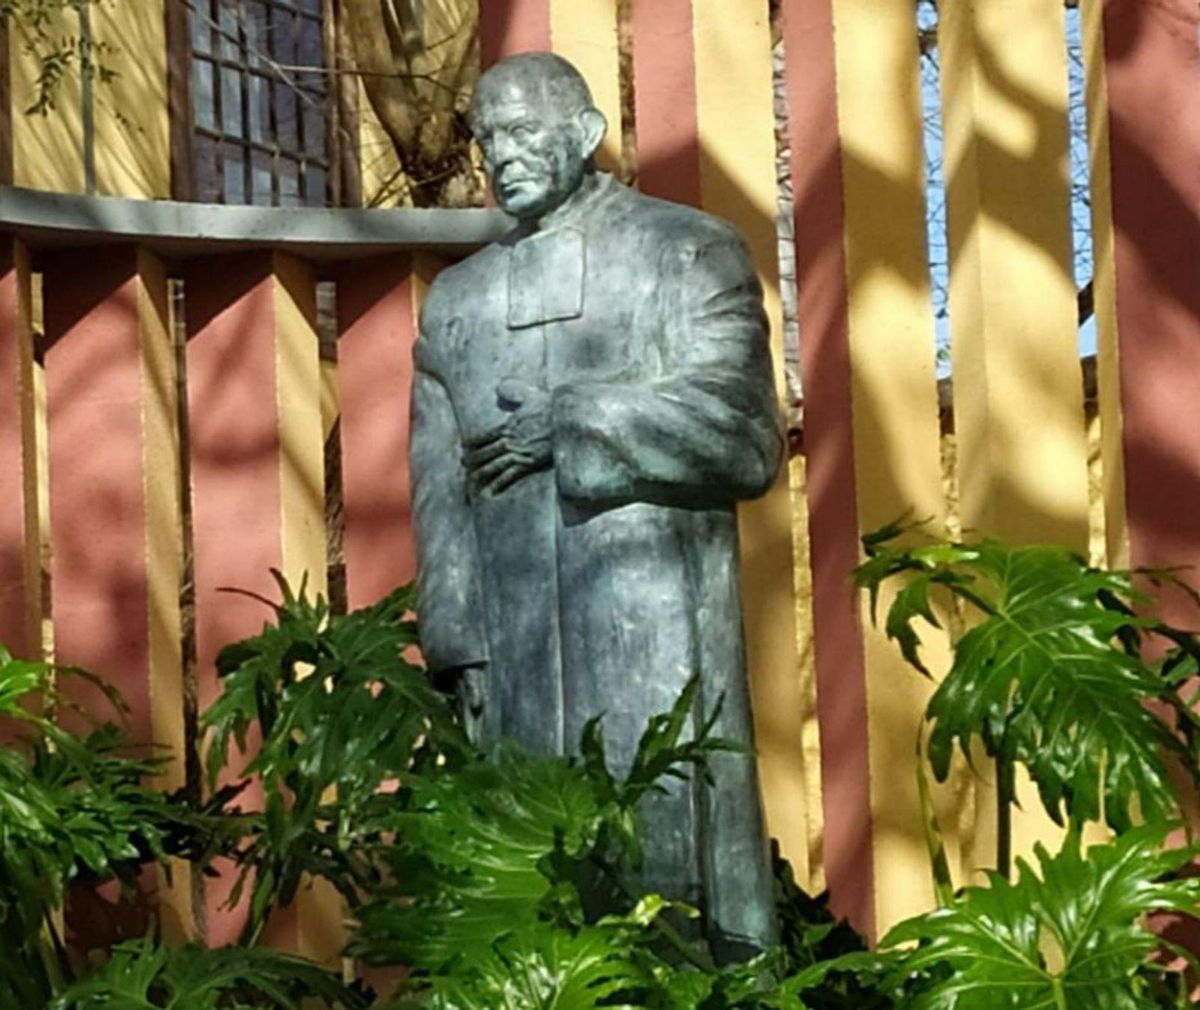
[550,236,784,507]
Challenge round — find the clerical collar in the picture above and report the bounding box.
[524,172,617,234]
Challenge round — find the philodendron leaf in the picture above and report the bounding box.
[882,824,1200,1010]
[199,578,472,941]
[351,751,604,971]
[351,675,745,974]
[50,934,367,1009]
[857,536,1200,830]
[403,921,646,1010]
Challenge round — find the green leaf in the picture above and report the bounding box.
[50,934,367,1009]
[408,922,645,1010]
[0,717,207,950]
[615,676,743,812]
[882,824,1200,1010]
[857,536,1200,830]
[351,751,603,970]
[199,578,469,940]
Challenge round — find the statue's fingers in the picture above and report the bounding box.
[473,451,519,486]
[463,425,506,450]
[464,438,509,469]
[487,462,531,495]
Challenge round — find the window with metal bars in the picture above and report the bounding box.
[189,0,330,206]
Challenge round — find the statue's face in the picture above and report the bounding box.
[473,81,589,220]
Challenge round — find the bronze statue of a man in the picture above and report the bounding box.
[410,51,781,954]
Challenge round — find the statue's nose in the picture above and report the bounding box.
[492,132,521,166]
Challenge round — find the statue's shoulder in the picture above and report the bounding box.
[609,186,749,258]
[420,237,509,329]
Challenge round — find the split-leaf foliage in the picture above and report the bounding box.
[857,528,1200,1007]
[3,532,1200,1008]
[883,824,1200,1010]
[855,532,1200,831]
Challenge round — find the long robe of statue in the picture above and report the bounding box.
[410,52,782,953]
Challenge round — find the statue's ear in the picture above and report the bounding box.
[578,108,607,160]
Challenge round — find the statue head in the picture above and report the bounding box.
[471,52,608,220]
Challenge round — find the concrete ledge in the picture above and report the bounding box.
[0,185,512,260]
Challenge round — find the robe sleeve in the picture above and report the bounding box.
[550,231,784,508]
[410,335,490,673]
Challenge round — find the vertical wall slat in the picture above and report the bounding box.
[165,0,195,202]
[1100,0,1200,616]
[690,0,813,893]
[782,0,870,925]
[480,0,551,66]
[941,0,1088,548]
[0,239,40,659]
[336,254,419,609]
[186,252,324,950]
[548,0,621,171]
[272,256,327,600]
[44,246,188,939]
[827,0,952,938]
[137,249,193,942]
[271,254,337,966]
[45,249,150,739]
[630,0,701,206]
[941,0,1089,879]
[1081,0,1128,570]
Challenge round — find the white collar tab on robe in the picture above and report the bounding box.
[506,172,618,330]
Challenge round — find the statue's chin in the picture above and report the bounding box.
[496,181,575,221]
[497,195,548,220]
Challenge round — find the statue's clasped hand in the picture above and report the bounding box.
[464,378,554,494]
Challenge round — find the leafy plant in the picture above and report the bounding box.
[882,824,1200,1010]
[855,534,1200,836]
[350,680,735,976]
[201,576,469,942]
[9,533,1200,1010]
[769,852,894,1010]
[50,934,367,1010]
[856,528,1200,1005]
[0,649,215,1006]
[399,918,647,1010]
[348,674,885,1010]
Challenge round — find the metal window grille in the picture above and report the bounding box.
[189,0,330,207]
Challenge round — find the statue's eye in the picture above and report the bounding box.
[511,124,533,140]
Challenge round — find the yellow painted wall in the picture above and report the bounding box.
[691,0,816,891]
[940,0,1090,879]
[9,1,168,197]
[941,0,1088,551]
[9,8,87,193]
[549,0,621,172]
[137,250,192,941]
[828,0,960,936]
[271,253,340,965]
[1081,0,1128,570]
[92,0,170,198]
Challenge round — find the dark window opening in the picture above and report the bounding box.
[189,0,330,207]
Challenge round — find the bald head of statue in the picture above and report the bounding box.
[471,53,608,220]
